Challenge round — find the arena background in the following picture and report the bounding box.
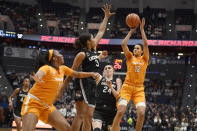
[0,0,197,130]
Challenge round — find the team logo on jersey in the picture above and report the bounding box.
[132,61,144,65]
[55,78,63,81]
[89,55,98,61]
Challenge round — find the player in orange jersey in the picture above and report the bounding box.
[21,49,99,131]
[111,18,149,131]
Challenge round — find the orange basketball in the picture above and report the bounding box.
[126,13,140,28]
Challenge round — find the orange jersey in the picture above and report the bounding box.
[124,52,148,86]
[29,65,72,105]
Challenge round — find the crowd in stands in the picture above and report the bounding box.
[1,1,196,40]
[5,71,32,90]
[175,9,195,25]
[144,78,184,106]
[87,7,167,39]
[126,103,197,131]
[40,1,80,36]
[0,1,38,34]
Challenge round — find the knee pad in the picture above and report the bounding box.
[94,128,101,131]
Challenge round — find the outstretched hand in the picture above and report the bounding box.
[140,17,145,30]
[102,4,116,18]
[92,73,102,85]
[99,50,108,59]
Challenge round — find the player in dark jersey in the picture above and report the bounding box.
[56,4,115,131]
[8,77,30,131]
[92,65,122,131]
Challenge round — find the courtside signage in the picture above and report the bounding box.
[0,30,197,47]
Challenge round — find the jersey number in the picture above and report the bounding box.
[103,86,111,94]
[135,66,141,72]
[95,59,99,67]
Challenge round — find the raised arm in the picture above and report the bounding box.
[121,29,136,59]
[8,88,20,110]
[94,4,115,50]
[140,18,149,61]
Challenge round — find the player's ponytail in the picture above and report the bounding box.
[34,50,51,72]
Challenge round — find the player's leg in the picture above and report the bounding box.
[133,86,146,131]
[71,78,86,131]
[92,110,103,131]
[14,116,21,131]
[71,101,86,131]
[13,109,21,131]
[82,105,95,131]
[48,109,71,131]
[105,111,116,131]
[22,113,38,131]
[111,101,127,131]
[136,105,146,131]
[21,97,39,131]
[111,84,131,131]
[80,78,96,131]
[92,120,102,131]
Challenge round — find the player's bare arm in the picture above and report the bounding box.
[106,80,118,97]
[8,88,20,110]
[121,28,136,59]
[94,4,115,50]
[140,18,149,61]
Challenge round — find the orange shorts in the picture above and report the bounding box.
[117,84,146,107]
[21,95,56,124]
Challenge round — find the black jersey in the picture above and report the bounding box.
[81,49,99,72]
[95,77,117,111]
[74,49,99,106]
[15,87,28,109]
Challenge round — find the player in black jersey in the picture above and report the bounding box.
[92,65,122,131]
[56,4,115,131]
[8,77,30,131]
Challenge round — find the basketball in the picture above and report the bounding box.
[126,13,140,28]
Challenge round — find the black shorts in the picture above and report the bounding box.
[93,107,116,125]
[13,107,21,118]
[74,78,97,107]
